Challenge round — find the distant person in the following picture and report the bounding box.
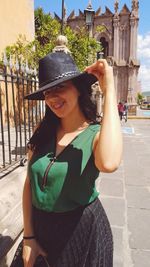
[123,101,128,122]
[118,102,124,121]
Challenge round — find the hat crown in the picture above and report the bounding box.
[24,51,97,100]
[39,52,79,87]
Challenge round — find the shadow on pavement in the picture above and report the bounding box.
[11,146,26,155]
[0,234,13,267]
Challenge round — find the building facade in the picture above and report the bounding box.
[56,0,140,103]
[0,0,34,56]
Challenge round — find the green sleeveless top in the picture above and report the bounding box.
[28,124,100,212]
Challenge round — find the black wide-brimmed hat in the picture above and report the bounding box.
[24,51,97,100]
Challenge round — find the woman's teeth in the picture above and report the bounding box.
[52,101,64,109]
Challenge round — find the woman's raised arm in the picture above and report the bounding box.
[86,59,123,172]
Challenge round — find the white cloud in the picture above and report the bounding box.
[138,65,150,91]
[138,32,150,92]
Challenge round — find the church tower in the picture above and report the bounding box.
[59,0,140,104]
[112,0,140,102]
[128,0,140,103]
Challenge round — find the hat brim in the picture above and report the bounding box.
[24,72,97,100]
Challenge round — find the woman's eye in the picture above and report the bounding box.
[56,87,65,93]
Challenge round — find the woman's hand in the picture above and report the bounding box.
[85,59,115,95]
[23,239,47,267]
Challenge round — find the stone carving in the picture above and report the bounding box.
[114,1,119,14]
[131,0,139,17]
[132,0,139,11]
[120,24,127,31]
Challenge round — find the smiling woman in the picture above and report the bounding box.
[11,48,122,267]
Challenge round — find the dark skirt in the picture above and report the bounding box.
[33,198,113,267]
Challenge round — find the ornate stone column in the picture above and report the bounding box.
[128,0,139,106]
[113,1,120,62]
[129,0,139,61]
[130,18,138,60]
[113,18,120,62]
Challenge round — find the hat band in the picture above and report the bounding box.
[40,70,80,88]
[50,71,80,82]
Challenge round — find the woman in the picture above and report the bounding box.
[118,102,124,121]
[22,51,122,267]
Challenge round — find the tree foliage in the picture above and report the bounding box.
[4,35,35,67]
[64,26,102,70]
[2,8,103,71]
[136,92,144,105]
[34,8,61,58]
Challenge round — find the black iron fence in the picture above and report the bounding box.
[0,62,45,177]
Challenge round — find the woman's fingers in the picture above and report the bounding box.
[85,59,114,94]
[23,239,47,267]
[85,59,108,71]
[85,59,110,79]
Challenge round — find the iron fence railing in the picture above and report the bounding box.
[0,64,45,177]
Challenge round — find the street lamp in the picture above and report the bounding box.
[96,41,104,60]
[84,1,95,64]
[97,51,104,60]
[61,0,65,34]
[84,1,95,37]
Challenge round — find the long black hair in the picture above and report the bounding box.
[28,76,97,152]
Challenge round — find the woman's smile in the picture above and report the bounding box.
[51,99,65,110]
[44,82,80,118]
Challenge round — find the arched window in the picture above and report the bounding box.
[100,37,109,58]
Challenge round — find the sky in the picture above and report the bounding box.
[34,0,150,92]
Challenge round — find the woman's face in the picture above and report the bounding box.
[44,81,80,118]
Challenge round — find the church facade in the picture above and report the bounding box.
[57,0,140,103]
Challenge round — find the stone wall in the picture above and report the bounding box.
[0,0,34,55]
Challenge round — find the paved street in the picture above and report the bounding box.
[0,119,150,267]
[96,119,150,267]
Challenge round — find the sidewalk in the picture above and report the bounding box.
[0,167,26,267]
[0,119,150,267]
[97,119,150,267]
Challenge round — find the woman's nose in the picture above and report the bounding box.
[44,91,57,98]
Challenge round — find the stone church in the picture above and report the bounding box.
[56,0,140,103]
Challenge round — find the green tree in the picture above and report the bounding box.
[136,92,144,105]
[4,34,36,67]
[34,8,103,70]
[64,26,102,70]
[34,8,61,59]
[2,8,104,71]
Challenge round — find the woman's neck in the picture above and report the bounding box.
[59,110,89,133]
